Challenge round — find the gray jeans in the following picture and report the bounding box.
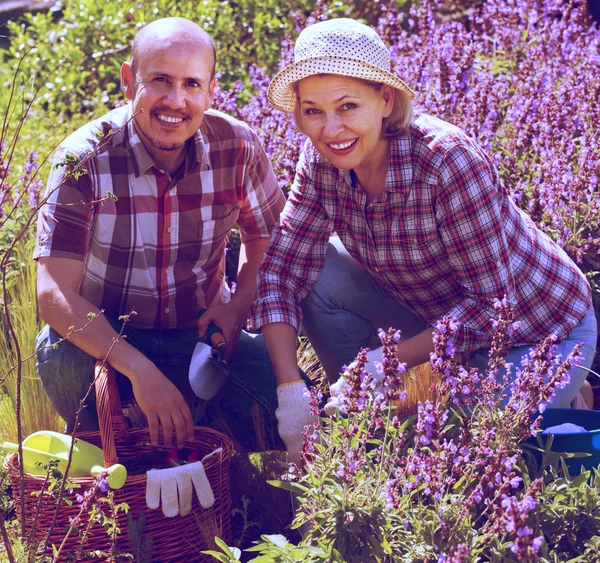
[36,318,280,451]
[301,237,597,407]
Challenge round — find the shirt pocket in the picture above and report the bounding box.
[179,204,239,264]
[199,204,239,238]
[387,217,447,275]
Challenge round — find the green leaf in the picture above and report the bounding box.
[266,479,309,494]
[263,534,289,550]
[200,550,233,563]
[380,536,392,554]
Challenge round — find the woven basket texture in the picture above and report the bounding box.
[5,361,234,562]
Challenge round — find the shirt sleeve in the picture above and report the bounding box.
[236,133,286,243]
[34,148,94,262]
[251,143,334,331]
[434,140,518,356]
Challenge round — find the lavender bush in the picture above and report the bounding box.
[211,305,600,562]
[219,0,600,295]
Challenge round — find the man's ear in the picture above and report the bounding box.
[121,61,134,100]
[207,76,217,106]
[381,85,394,119]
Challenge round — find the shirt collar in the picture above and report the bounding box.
[337,136,413,195]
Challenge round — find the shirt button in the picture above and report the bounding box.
[167,227,172,233]
[165,307,170,314]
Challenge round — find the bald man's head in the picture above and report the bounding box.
[130,18,216,80]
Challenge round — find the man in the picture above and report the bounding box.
[34,17,303,454]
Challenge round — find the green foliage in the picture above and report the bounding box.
[1,0,404,125]
[204,534,334,563]
[229,450,295,546]
[2,0,306,122]
[536,470,600,559]
[127,511,153,563]
[0,232,63,443]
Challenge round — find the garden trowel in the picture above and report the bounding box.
[1,430,127,489]
[189,308,230,401]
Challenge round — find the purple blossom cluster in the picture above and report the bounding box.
[0,147,43,221]
[69,472,109,528]
[295,302,583,559]
[211,61,304,197]
[498,480,545,559]
[375,328,408,403]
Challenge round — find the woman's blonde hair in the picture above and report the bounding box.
[292,76,414,139]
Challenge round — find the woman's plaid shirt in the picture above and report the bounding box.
[35,105,285,329]
[252,113,591,356]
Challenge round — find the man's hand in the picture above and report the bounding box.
[197,236,270,360]
[196,301,248,361]
[128,364,194,448]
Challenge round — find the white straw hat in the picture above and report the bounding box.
[267,18,415,114]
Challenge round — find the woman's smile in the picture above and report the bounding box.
[327,138,358,154]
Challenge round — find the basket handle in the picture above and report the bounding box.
[94,360,133,468]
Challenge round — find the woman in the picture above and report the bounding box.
[251,18,597,464]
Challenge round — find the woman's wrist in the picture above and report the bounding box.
[395,327,435,369]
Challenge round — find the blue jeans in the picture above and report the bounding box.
[36,318,280,452]
[301,237,597,407]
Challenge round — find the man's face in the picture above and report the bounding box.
[121,39,215,169]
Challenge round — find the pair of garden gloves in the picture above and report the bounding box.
[146,452,220,517]
[275,348,384,466]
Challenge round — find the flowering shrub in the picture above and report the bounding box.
[292,313,583,562]
[221,0,600,285]
[213,305,600,562]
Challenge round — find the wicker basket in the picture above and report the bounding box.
[4,361,234,562]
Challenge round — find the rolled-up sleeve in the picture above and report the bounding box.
[434,142,518,355]
[34,148,94,262]
[251,145,333,331]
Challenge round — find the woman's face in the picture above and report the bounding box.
[296,74,393,173]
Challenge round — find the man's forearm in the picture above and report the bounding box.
[39,288,153,383]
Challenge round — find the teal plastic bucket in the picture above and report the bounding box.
[531,408,600,473]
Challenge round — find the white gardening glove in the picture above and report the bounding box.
[324,347,384,416]
[146,461,214,517]
[188,461,215,509]
[275,381,316,467]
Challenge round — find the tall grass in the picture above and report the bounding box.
[0,230,63,443]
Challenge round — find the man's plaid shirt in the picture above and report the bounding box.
[252,113,591,356]
[35,105,285,329]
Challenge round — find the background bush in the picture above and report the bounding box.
[1,0,408,123]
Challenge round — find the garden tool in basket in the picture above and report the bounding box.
[189,308,230,400]
[1,430,127,489]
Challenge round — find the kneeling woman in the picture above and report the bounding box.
[252,19,597,463]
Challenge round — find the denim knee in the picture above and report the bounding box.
[36,324,98,431]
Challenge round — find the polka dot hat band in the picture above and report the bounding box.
[267,18,416,114]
